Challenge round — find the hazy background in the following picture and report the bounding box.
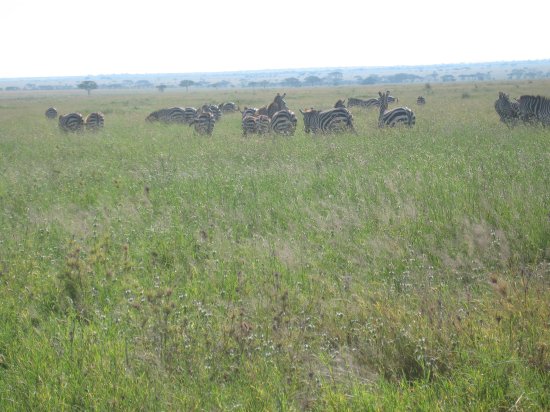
[2,0,548,78]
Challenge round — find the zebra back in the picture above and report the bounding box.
[85,112,105,130]
[378,91,415,127]
[58,112,84,132]
[190,112,215,135]
[518,95,550,125]
[270,109,297,136]
[300,107,355,134]
[45,107,58,119]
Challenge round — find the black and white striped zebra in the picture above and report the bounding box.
[58,112,84,132]
[494,92,520,127]
[241,114,270,136]
[189,112,215,135]
[219,102,240,113]
[241,107,258,119]
[85,112,105,130]
[146,107,196,124]
[378,91,415,127]
[270,109,297,135]
[334,99,346,108]
[299,107,355,134]
[242,115,258,136]
[45,107,58,119]
[255,93,288,118]
[517,94,550,126]
[347,97,379,109]
[200,104,222,121]
[416,96,426,105]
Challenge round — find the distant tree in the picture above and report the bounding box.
[304,75,322,87]
[210,80,231,88]
[326,71,343,85]
[179,80,195,91]
[441,74,456,82]
[157,84,167,92]
[361,75,380,85]
[283,77,301,87]
[135,80,153,88]
[78,80,98,95]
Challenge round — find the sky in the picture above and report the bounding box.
[2,0,549,79]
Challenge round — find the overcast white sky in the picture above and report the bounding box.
[2,0,548,78]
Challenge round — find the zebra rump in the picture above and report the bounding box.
[378,90,415,127]
[58,112,84,132]
[85,112,105,130]
[190,112,215,135]
[380,108,416,127]
[45,107,58,119]
[270,110,297,135]
[417,96,426,105]
[517,95,550,125]
[300,107,355,134]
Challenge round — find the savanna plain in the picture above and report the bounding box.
[0,81,549,411]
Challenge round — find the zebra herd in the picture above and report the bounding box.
[494,92,550,127]
[46,107,105,132]
[45,91,421,136]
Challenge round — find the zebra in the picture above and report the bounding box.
[189,112,215,135]
[378,91,415,127]
[58,112,84,132]
[241,114,270,136]
[146,107,196,124]
[256,93,288,118]
[334,99,346,108]
[299,107,355,134]
[200,104,222,121]
[242,115,258,136]
[219,102,240,113]
[347,97,380,109]
[494,92,520,127]
[45,107,58,119]
[270,109,297,135]
[256,115,271,135]
[417,96,426,105]
[241,107,257,119]
[85,112,105,130]
[517,94,550,126]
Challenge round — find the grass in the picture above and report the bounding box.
[0,81,549,410]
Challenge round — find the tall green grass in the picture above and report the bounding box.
[0,82,549,410]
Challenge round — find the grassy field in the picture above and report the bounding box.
[0,81,549,411]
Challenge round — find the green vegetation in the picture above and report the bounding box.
[0,82,549,410]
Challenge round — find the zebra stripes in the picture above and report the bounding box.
[190,112,215,135]
[242,114,270,136]
[146,107,197,124]
[347,97,380,109]
[494,92,520,127]
[45,107,58,119]
[219,102,240,113]
[270,110,297,135]
[58,112,85,132]
[517,95,550,126]
[299,107,355,134]
[85,112,105,130]
[378,91,415,127]
[416,96,426,105]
